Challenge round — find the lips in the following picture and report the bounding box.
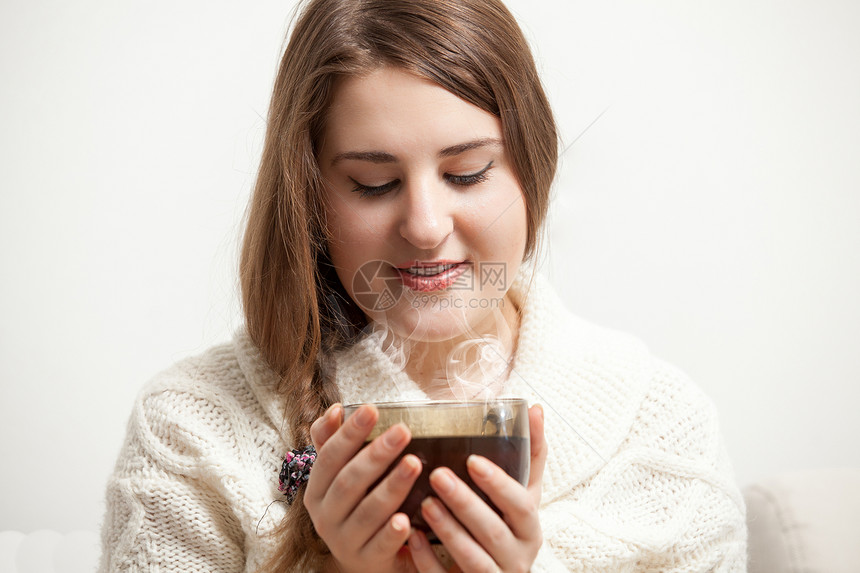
[395,260,469,292]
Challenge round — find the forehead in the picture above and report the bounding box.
[319,67,502,157]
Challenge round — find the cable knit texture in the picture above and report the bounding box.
[100,275,747,571]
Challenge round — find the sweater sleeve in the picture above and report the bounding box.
[100,380,252,572]
[533,363,747,572]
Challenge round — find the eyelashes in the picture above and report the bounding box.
[446,161,493,186]
[350,161,494,198]
[349,179,399,198]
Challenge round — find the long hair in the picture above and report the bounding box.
[239,0,558,569]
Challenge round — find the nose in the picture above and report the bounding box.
[397,178,454,250]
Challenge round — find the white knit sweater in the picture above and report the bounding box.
[100,276,747,571]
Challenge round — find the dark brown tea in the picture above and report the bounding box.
[371,435,529,533]
[345,398,531,538]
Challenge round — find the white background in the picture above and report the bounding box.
[1,0,858,536]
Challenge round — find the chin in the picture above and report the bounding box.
[372,298,497,344]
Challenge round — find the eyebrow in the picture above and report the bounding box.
[330,137,503,166]
[438,137,504,158]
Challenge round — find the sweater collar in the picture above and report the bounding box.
[233,331,289,438]
[507,274,653,498]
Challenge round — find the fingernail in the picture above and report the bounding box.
[467,455,494,479]
[327,403,342,422]
[535,403,544,421]
[398,455,419,478]
[354,405,374,428]
[410,531,424,550]
[384,426,407,449]
[430,468,455,494]
[391,514,408,532]
[422,497,442,521]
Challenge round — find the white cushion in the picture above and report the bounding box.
[744,468,860,573]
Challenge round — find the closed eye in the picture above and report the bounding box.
[446,161,494,186]
[348,161,493,197]
[349,178,400,198]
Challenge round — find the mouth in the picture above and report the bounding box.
[395,260,470,292]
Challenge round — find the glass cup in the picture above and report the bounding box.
[343,398,530,534]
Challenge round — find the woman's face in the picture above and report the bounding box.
[317,67,528,343]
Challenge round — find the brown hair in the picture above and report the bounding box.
[240,0,557,569]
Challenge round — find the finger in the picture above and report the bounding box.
[527,404,547,503]
[358,511,413,561]
[467,455,541,543]
[310,403,343,450]
[321,423,412,523]
[428,466,516,563]
[305,404,378,501]
[420,497,497,573]
[408,530,447,573]
[346,453,422,543]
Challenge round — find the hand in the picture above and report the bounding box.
[305,403,423,573]
[408,404,547,573]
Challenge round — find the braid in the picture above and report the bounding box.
[263,270,364,571]
[266,362,340,572]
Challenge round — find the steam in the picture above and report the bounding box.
[445,334,510,400]
[362,320,409,373]
[360,292,515,401]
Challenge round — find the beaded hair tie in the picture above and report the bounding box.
[278,445,317,504]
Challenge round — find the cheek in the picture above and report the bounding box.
[323,200,360,281]
[500,207,529,262]
[324,200,391,298]
[325,196,366,252]
[469,187,529,254]
[324,240,354,301]
[325,194,391,245]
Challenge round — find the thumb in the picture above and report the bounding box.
[310,403,343,451]
[526,404,547,503]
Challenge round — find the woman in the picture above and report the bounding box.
[100,0,747,571]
